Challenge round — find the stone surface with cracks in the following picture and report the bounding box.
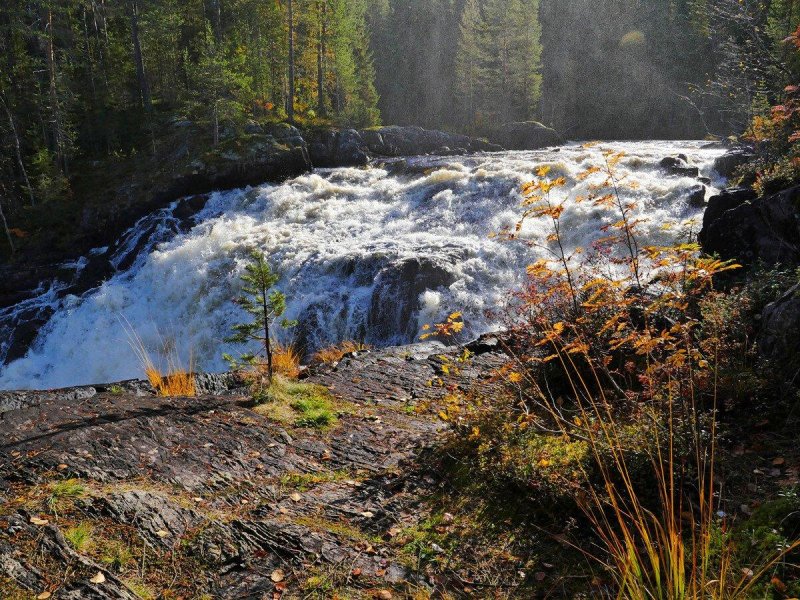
[0,342,506,599]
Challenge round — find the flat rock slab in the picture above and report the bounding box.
[0,343,507,598]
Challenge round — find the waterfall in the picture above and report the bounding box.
[0,141,726,390]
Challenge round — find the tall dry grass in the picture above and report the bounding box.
[122,319,196,397]
[271,342,302,379]
[490,150,800,597]
[534,347,799,600]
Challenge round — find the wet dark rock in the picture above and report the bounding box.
[688,184,707,208]
[306,128,370,167]
[172,194,210,224]
[367,257,457,344]
[699,185,800,266]
[702,187,757,227]
[759,284,800,363]
[486,121,563,150]
[713,147,755,179]
[2,305,53,364]
[361,125,501,156]
[465,333,503,355]
[659,156,700,177]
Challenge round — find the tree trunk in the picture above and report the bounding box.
[0,93,35,206]
[82,5,97,104]
[262,288,273,383]
[287,0,295,124]
[209,0,222,43]
[129,0,152,112]
[213,102,219,146]
[44,8,66,175]
[0,190,15,255]
[317,0,327,118]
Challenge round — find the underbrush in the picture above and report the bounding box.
[428,156,800,597]
[741,72,800,196]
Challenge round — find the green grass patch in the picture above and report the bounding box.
[64,522,94,553]
[123,577,157,600]
[294,515,382,545]
[253,377,341,429]
[47,479,88,514]
[280,469,353,492]
[100,539,135,572]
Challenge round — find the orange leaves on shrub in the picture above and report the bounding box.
[421,312,465,341]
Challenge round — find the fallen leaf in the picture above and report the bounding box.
[290,493,302,502]
[773,457,786,466]
[30,517,49,526]
[90,572,106,584]
[155,530,169,538]
[37,592,52,599]
[271,569,285,583]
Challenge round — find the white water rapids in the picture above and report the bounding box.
[0,141,726,390]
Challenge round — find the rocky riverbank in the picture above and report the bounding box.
[0,342,507,599]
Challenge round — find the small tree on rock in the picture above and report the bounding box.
[224,250,295,383]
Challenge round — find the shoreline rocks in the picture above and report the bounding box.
[699,185,800,267]
[485,121,563,150]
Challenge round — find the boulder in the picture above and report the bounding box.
[687,185,707,208]
[713,147,755,179]
[759,284,800,362]
[659,156,699,178]
[367,257,457,344]
[486,121,563,150]
[702,187,756,228]
[360,125,501,157]
[306,128,370,167]
[699,185,800,266]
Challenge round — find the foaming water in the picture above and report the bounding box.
[0,141,725,390]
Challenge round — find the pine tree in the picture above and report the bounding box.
[225,250,295,383]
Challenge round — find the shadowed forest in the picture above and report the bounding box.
[1,0,799,215]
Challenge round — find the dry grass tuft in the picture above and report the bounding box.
[271,342,302,379]
[146,368,196,397]
[123,319,196,397]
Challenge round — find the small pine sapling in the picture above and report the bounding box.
[224,250,296,383]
